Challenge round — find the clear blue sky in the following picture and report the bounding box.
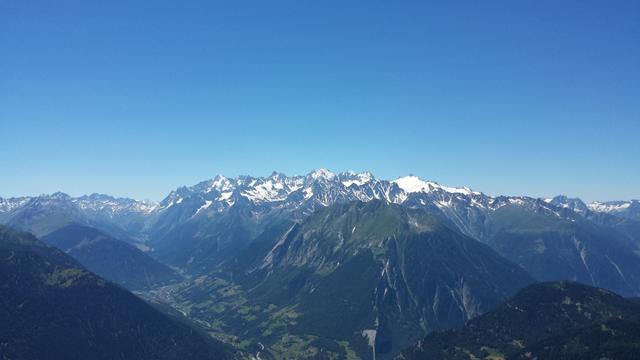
[1,0,639,202]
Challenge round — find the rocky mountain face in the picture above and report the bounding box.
[42,224,182,290]
[0,225,236,360]
[480,200,640,296]
[399,281,640,360]
[160,201,533,359]
[548,195,591,215]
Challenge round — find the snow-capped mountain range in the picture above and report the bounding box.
[2,169,640,299]
[154,169,591,217]
[1,169,637,226]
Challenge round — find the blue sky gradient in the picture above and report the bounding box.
[1,0,639,201]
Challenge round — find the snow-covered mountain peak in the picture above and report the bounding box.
[339,171,374,187]
[240,177,290,203]
[392,176,438,193]
[393,176,479,196]
[207,175,233,192]
[307,168,336,181]
[267,171,287,181]
[587,201,632,213]
[50,192,72,200]
[547,195,589,214]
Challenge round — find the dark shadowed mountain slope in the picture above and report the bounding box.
[0,225,236,360]
[509,318,640,359]
[399,281,640,360]
[42,224,181,290]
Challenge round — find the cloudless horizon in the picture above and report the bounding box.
[1,0,639,202]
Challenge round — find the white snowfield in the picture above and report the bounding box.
[587,201,632,213]
[392,175,478,196]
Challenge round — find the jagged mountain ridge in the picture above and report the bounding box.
[2,171,636,222]
[2,170,637,237]
[2,170,639,294]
